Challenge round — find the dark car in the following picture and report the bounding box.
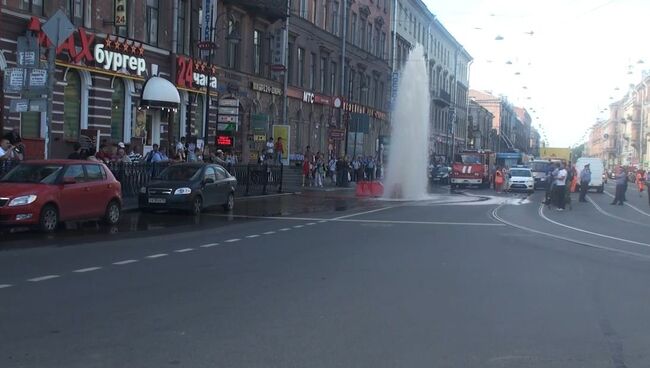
[0,160,122,232]
[138,163,236,215]
[429,166,451,184]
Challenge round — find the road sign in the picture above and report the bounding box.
[41,10,76,48]
[10,99,29,113]
[3,68,25,92]
[218,123,237,131]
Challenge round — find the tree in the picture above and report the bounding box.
[572,143,585,160]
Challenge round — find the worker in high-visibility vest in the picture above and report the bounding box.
[495,167,504,193]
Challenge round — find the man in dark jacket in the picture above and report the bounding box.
[611,166,627,205]
[579,164,591,202]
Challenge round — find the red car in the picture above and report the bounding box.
[0,160,122,232]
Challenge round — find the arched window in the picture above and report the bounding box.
[64,70,81,139]
[111,78,125,142]
[195,95,204,139]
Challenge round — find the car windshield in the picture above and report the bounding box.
[461,155,481,164]
[531,162,550,172]
[0,164,63,184]
[157,166,201,181]
[436,167,450,174]
[510,169,532,177]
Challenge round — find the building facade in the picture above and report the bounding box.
[469,89,516,153]
[467,99,493,150]
[513,106,531,153]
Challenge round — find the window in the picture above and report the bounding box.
[253,30,262,75]
[297,48,305,87]
[64,71,81,140]
[177,0,187,54]
[204,167,217,182]
[360,21,366,49]
[380,31,386,59]
[310,0,317,23]
[350,13,357,44]
[146,0,159,46]
[367,23,372,52]
[69,0,85,27]
[309,53,316,90]
[20,0,43,15]
[348,69,355,100]
[288,43,294,85]
[64,165,85,182]
[321,0,328,28]
[299,0,308,18]
[330,62,337,96]
[319,57,327,93]
[379,82,384,109]
[373,78,379,107]
[331,1,339,35]
[227,19,240,69]
[111,78,125,142]
[215,166,229,179]
[84,165,104,182]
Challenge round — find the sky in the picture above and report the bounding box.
[423,0,650,147]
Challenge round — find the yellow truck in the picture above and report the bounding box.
[539,147,572,164]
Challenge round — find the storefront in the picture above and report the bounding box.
[286,87,336,159]
[1,15,176,158]
[341,100,388,158]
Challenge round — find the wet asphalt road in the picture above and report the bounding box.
[4,185,650,367]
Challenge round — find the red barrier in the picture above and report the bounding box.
[370,181,384,197]
[356,181,370,197]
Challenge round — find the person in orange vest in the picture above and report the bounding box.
[636,169,645,196]
[494,166,504,193]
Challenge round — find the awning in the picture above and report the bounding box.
[140,76,180,109]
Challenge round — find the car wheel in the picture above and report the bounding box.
[223,193,235,211]
[104,200,121,225]
[39,205,59,233]
[190,196,203,215]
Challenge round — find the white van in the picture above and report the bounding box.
[575,157,605,193]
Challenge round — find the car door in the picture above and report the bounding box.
[59,164,92,220]
[84,164,110,217]
[214,166,231,203]
[201,166,219,207]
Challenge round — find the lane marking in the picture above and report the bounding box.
[306,222,317,226]
[604,190,650,217]
[334,218,505,226]
[206,214,324,221]
[293,225,304,228]
[587,197,650,227]
[113,259,138,265]
[174,248,194,253]
[73,267,102,273]
[279,228,291,231]
[331,205,399,220]
[245,234,260,238]
[492,206,650,260]
[0,284,12,289]
[200,243,219,248]
[224,238,240,243]
[539,205,650,247]
[262,231,276,235]
[28,275,60,282]
[146,253,168,259]
[318,220,328,223]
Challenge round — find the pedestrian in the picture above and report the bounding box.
[314,154,324,187]
[611,166,627,205]
[176,137,187,162]
[302,155,311,187]
[95,144,111,163]
[352,156,363,182]
[494,166,504,193]
[85,147,101,162]
[68,142,83,159]
[366,156,376,181]
[274,137,284,164]
[569,163,578,193]
[116,146,132,163]
[553,164,567,211]
[636,169,645,196]
[266,137,274,162]
[329,156,337,185]
[579,163,591,202]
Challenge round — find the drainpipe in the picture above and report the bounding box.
[340,0,348,156]
[168,0,179,147]
[282,2,290,126]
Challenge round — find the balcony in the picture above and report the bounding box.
[433,88,451,107]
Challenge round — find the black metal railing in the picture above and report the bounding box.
[1,160,283,198]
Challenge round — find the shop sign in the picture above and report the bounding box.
[329,128,346,140]
[342,100,387,121]
[292,88,333,106]
[251,81,282,95]
[219,98,239,107]
[176,55,217,89]
[218,115,238,123]
[94,42,146,75]
[254,135,267,142]
[216,133,234,147]
[218,107,238,115]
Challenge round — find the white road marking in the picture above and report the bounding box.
[492,206,650,260]
[539,205,650,247]
[604,190,650,217]
[28,275,60,282]
[334,218,505,226]
[279,228,291,231]
[246,234,260,238]
[146,253,168,259]
[113,259,138,265]
[224,238,240,243]
[587,197,650,227]
[73,267,102,273]
[293,225,304,228]
[0,284,12,289]
[331,205,398,220]
[206,213,324,221]
[174,248,194,253]
[318,220,328,223]
[306,222,317,226]
[200,243,219,248]
[262,231,276,235]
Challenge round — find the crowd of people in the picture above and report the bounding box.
[297,145,382,188]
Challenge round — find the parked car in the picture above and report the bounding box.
[429,166,451,184]
[138,163,237,215]
[506,167,535,194]
[0,160,122,232]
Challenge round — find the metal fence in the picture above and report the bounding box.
[0,160,283,198]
